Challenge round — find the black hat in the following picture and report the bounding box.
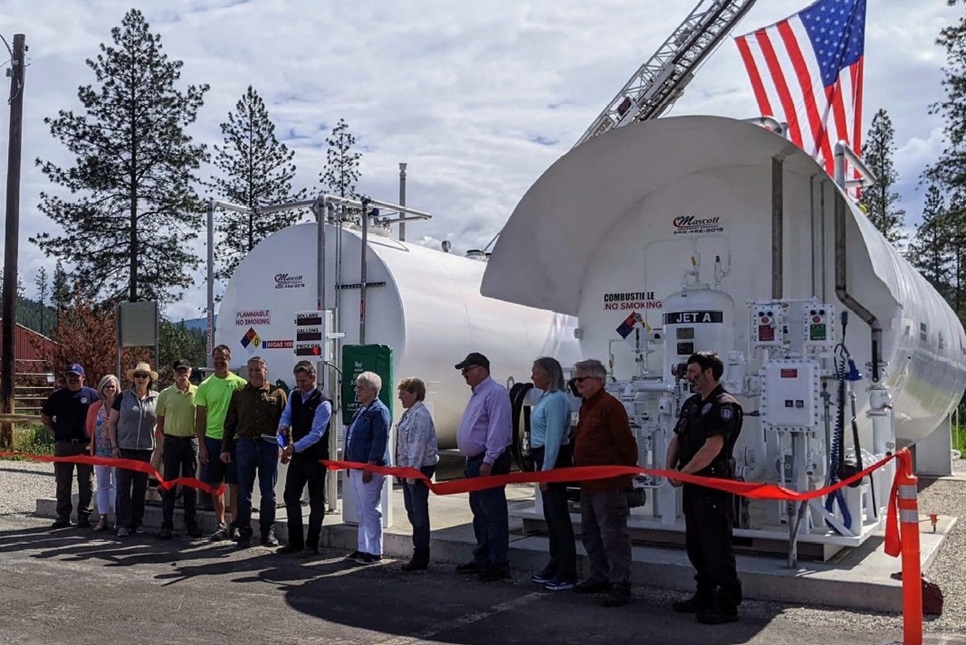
[172,359,191,371]
[454,352,490,371]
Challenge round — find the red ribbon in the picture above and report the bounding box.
[0,451,226,496]
[323,452,896,499]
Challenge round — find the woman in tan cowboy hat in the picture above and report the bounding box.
[107,361,160,537]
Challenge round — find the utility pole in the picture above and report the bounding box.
[1,34,26,449]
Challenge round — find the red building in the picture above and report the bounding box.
[0,321,59,413]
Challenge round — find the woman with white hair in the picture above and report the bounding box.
[343,371,391,564]
[86,374,120,531]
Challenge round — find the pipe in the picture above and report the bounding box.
[206,199,215,367]
[833,141,877,191]
[772,156,784,300]
[359,196,371,344]
[820,182,827,302]
[834,190,883,382]
[313,198,326,311]
[809,174,816,297]
[398,162,407,242]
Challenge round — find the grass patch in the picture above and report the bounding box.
[8,424,55,457]
[954,425,966,457]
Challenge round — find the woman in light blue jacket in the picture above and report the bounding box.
[529,356,577,591]
[395,377,439,571]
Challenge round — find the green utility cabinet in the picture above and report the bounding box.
[341,344,394,424]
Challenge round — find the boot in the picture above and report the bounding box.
[672,591,713,613]
[401,550,429,572]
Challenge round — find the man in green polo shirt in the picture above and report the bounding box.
[157,359,201,540]
[195,344,247,541]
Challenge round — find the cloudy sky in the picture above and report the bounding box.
[0,0,961,321]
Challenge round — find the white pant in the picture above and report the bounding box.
[94,464,116,515]
[348,470,385,556]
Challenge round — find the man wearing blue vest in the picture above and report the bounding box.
[277,360,332,557]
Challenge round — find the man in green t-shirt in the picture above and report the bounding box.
[195,344,247,541]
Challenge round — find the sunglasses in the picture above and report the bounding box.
[134,373,150,379]
[573,376,597,384]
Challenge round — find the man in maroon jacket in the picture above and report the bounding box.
[571,358,638,607]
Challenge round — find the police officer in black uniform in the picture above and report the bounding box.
[277,360,333,558]
[666,351,743,625]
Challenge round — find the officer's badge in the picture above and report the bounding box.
[721,407,733,421]
[701,403,712,415]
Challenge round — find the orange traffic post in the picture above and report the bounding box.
[895,449,923,645]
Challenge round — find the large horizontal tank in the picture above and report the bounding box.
[217,222,580,448]
[482,115,966,444]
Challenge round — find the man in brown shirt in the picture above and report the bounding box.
[221,356,287,548]
[571,358,638,607]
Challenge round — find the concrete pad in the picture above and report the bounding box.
[36,482,953,614]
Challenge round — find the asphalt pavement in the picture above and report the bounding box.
[1,512,956,645]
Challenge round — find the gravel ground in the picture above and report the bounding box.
[2,456,965,640]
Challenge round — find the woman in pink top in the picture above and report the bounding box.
[86,374,120,531]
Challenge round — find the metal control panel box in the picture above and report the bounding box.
[760,360,820,428]
[751,303,784,347]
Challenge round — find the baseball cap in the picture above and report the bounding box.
[454,352,490,371]
[66,363,85,376]
[172,359,191,371]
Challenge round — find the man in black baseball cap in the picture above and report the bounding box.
[453,350,513,581]
[454,352,490,372]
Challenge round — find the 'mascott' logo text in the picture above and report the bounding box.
[274,273,305,290]
[672,215,724,235]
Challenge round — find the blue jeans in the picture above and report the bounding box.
[235,437,279,536]
[402,464,437,559]
[466,450,511,567]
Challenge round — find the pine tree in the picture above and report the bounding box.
[909,184,954,298]
[31,9,209,305]
[51,259,71,332]
[859,109,905,243]
[319,118,362,199]
[209,85,307,281]
[34,267,49,336]
[926,3,966,315]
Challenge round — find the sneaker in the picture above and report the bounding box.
[573,578,612,594]
[355,552,381,565]
[159,526,173,540]
[229,524,242,541]
[260,529,279,547]
[117,526,130,537]
[76,516,91,529]
[544,577,575,592]
[344,550,363,561]
[209,523,231,542]
[600,584,632,608]
[478,565,510,582]
[134,526,146,535]
[185,521,202,538]
[531,567,555,585]
[298,546,319,559]
[51,517,71,529]
[672,594,713,614]
[455,560,487,574]
[237,533,253,548]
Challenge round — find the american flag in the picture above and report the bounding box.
[734,0,866,178]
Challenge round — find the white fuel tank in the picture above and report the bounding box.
[482,115,966,444]
[217,222,580,447]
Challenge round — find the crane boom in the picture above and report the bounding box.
[573,0,758,148]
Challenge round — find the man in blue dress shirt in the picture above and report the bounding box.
[453,352,513,582]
